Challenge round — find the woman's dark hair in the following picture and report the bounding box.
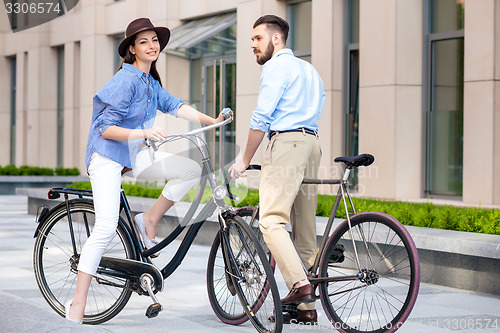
[253,15,289,43]
[116,40,163,87]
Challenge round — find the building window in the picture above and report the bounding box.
[343,0,360,188]
[425,0,464,197]
[57,46,64,167]
[113,34,124,71]
[165,13,237,169]
[287,0,312,61]
[345,0,360,159]
[10,56,17,165]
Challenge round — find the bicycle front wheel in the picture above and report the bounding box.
[33,200,135,324]
[221,214,282,333]
[318,212,420,333]
[207,207,276,325]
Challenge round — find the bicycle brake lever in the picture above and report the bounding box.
[223,168,240,201]
[147,139,159,152]
[247,164,261,171]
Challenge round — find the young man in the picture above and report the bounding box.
[229,14,325,324]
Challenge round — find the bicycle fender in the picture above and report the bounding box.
[33,199,93,238]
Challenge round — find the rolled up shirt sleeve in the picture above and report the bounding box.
[93,77,135,133]
[157,83,184,117]
[249,61,288,133]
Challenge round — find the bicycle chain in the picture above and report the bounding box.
[94,276,145,295]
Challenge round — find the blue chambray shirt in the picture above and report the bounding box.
[85,63,184,170]
[250,48,325,134]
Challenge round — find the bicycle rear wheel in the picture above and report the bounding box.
[318,212,420,333]
[221,214,282,333]
[206,207,275,325]
[33,200,135,324]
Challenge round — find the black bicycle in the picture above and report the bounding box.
[207,154,420,333]
[32,110,283,333]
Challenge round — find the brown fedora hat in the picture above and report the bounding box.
[118,18,170,58]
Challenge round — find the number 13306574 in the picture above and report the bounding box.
[430,318,499,330]
[5,1,62,14]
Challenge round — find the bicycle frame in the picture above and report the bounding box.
[41,116,240,289]
[276,167,369,285]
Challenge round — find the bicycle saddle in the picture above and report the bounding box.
[334,154,375,169]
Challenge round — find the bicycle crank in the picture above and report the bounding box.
[141,274,163,318]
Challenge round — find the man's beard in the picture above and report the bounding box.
[256,41,274,65]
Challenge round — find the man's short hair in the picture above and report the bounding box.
[253,15,289,43]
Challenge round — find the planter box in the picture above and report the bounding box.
[0,176,89,195]
[21,187,500,296]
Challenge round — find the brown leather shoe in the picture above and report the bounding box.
[281,283,315,305]
[295,309,318,324]
[270,309,318,324]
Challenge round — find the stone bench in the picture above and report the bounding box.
[0,176,89,195]
[19,187,500,296]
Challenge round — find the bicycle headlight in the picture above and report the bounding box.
[213,186,227,200]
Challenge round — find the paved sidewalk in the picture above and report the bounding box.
[0,194,499,332]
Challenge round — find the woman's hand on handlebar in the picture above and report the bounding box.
[143,127,167,141]
[216,108,233,123]
[215,113,227,123]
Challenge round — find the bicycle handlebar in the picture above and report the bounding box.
[147,108,233,151]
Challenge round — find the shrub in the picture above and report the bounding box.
[0,165,80,176]
[66,181,500,235]
[55,167,80,176]
[1,165,20,175]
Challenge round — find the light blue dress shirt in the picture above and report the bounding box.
[85,63,184,170]
[250,48,325,134]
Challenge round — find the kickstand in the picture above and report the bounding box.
[140,274,163,318]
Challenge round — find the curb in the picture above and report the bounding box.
[19,187,500,296]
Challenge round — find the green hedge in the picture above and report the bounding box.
[69,181,251,206]
[68,181,500,235]
[315,195,500,235]
[0,165,80,176]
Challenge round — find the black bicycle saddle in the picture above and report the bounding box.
[334,154,375,169]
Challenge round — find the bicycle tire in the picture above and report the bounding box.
[318,212,420,333]
[33,200,135,325]
[206,207,276,325]
[221,214,282,333]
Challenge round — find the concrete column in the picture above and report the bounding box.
[496,1,500,206]
[15,52,26,166]
[63,42,76,168]
[77,33,114,171]
[234,0,286,167]
[312,0,344,180]
[34,46,58,167]
[358,0,423,200]
[463,0,500,205]
[75,1,115,171]
[0,56,10,165]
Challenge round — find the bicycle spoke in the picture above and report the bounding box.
[320,213,419,333]
[34,201,134,324]
[206,207,278,330]
[222,216,281,332]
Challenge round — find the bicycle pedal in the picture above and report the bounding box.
[282,303,298,313]
[145,303,162,318]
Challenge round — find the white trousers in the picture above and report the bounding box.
[78,151,201,276]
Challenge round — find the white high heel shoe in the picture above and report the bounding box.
[65,299,82,324]
[135,213,159,256]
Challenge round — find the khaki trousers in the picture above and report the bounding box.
[258,131,321,311]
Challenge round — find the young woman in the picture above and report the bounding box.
[66,18,227,323]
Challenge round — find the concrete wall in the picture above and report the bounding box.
[1,0,499,207]
[358,0,423,200]
[463,0,500,206]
